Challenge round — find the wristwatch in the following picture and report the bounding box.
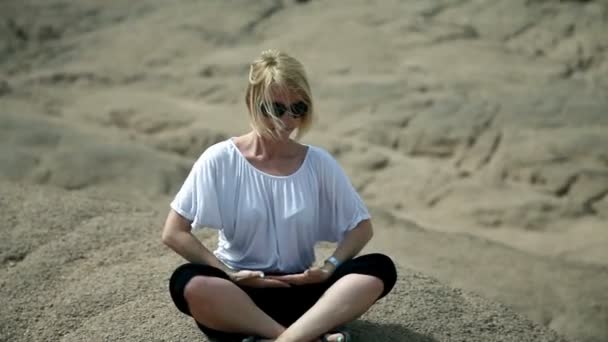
[324,256,342,269]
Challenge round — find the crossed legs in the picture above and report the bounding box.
[184,275,286,338]
[184,273,383,341]
[275,273,384,341]
[171,254,397,341]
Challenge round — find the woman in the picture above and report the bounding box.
[162,49,397,342]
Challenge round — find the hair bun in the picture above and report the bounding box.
[261,49,280,67]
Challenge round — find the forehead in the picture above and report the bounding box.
[268,84,302,103]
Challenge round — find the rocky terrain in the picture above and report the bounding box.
[1,1,606,341]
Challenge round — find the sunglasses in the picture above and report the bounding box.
[260,101,308,118]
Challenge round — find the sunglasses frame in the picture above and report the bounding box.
[260,101,308,118]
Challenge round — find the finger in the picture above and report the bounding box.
[262,279,292,288]
[238,271,265,280]
[267,274,304,282]
[271,276,307,286]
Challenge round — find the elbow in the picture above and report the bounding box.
[161,210,191,249]
[161,228,175,248]
[361,219,373,242]
[366,224,374,242]
[354,219,373,242]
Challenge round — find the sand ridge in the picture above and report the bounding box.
[0,182,568,342]
[1,0,607,341]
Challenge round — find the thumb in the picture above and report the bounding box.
[307,266,321,273]
[234,270,263,281]
[244,270,264,278]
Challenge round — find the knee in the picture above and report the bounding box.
[183,275,229,305]
[363,274,385,295]
[360,253,397,295]
[381,254,397,280]
[340,273,384,296]
[183,275,208,303]
[362,253,397,277]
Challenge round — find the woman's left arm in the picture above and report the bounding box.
[321,219,373,273]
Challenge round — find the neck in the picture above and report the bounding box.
[247,131,293,159]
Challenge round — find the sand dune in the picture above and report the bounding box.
[1,0,607,341]
[0,182,567,342]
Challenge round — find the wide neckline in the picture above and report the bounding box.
[228,138,311,179]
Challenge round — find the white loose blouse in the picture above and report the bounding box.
[170,139,370,273]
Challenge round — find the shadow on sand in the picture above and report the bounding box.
[209,319,436,342]
[345,320,437,341]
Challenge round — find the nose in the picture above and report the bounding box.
[281,109,297,120]
[278,113,298,130]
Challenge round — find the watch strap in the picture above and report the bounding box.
[325,256,341,268]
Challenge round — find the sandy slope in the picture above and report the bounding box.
[1,0,607,341]
[0,182,567,342]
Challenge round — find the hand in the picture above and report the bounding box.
[229,270,291,288]
[266,266,333,286]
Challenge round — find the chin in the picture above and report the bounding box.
[277,127,295,133]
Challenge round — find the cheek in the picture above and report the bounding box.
[284,117,301,128]
[285,114,303,122]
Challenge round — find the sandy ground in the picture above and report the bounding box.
[1,1,607,341]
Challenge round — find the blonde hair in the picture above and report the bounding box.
[245,49,314,140]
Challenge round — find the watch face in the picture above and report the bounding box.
[326,257,340,267]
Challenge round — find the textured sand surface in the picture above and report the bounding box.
[0,183,568,342]
[1,0,607,341]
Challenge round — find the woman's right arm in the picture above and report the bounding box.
[161,209,230,272]
[161,209,290,287]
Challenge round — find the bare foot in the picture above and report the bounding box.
[262,332,348,342]
[322,332,349,342]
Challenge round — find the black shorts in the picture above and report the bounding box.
[169,253,397,341]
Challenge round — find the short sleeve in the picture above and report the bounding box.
[317,151,371,242]
[170,152,223,230]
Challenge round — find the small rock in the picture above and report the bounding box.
[7,19,28,41]
[354,153,389,171]
[37,25,61,41]
[0,80,11,96]
[199,65,215,77]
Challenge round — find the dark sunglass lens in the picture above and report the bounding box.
[273,103,287,117]
[260,102,286,117]
[261,101,307,117]
[291,101,308,116]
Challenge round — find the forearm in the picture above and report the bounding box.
[162,230,230,272]
[330,219,373,265]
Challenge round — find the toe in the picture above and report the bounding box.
[323,333,345,342]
